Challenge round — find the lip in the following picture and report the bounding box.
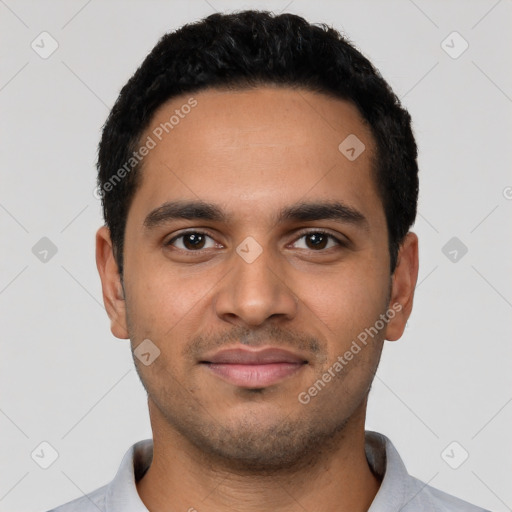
[203,347,307,365]
[200,347,308,388]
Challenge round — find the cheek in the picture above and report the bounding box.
[298,269,388,408]
[124,261,209,343]
[300,263,389,339]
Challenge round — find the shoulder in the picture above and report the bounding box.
[404,474,491,512]
[46,483,108,512]
[365,431,491,512]
[45,439,152,512]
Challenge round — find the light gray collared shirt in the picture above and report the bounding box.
[48,431,490,512]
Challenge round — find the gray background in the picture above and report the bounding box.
[1,0,511,511]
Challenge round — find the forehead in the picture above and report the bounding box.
[130,86,382,226]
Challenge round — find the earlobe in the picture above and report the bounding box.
[95,226,130,339]
[385,232,419,341]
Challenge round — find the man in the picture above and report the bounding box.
[49,10,490,512]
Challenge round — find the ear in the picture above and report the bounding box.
[385,232,419,341]
[95,226,129,339]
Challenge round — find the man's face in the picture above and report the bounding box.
[98,86,416,470]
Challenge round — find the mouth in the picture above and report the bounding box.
[200,347,308,388]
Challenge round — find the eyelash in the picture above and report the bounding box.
[165,230,345,252]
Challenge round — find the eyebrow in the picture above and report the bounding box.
[143,199,368,231]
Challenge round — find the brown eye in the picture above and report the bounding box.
[305,232,329,249]
[167,232,215,251]
[293,231,342,251]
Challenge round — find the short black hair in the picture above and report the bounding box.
[97,10,418,275]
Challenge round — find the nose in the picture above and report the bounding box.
[213,242,299,327]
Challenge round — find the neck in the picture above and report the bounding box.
[136,401,381,512]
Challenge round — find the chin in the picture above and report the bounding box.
[177,407,350,474]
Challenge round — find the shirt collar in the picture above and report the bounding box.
[365,431,409,510]
[104,439,153,512]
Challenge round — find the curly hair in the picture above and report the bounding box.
[97,10,418,275]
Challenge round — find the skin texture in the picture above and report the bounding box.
[96,86,419,512]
